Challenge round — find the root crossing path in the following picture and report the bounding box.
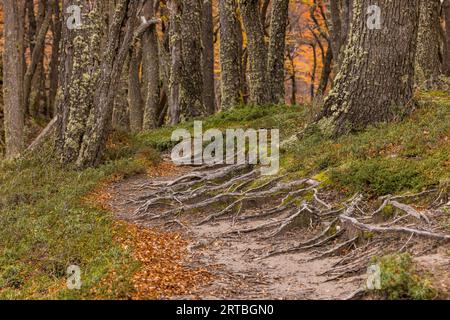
[106,160,450,300]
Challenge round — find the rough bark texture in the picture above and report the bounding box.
[317,0,420,137]
[59,1,102,164]
[239,0,269,105]
[142,0,161,130]
[128,42,144,132]
[76,0,139,168]
[179,0,205,120]
[168,0,182,125]
[415,0,442,86]
[3,0,26,158]
[442,0,450,76]
[267,0,289,104]
[219,0,243,110]
[202,0,216,114]
[48,0,62,116]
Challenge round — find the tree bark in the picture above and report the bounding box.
[142,0,161,130]
[239,0,269,105]
[442,0,450,76]
[48,0,62,116]
[219,0,243,110]
[415,0,442,86]
[128,41,144,132]
[168,0,182,125]
[58,0,102,164]
[267,0,289,104]
[2,0,26,158]
[202,0,216,114]
[76,0,140,168]
[179,0,205,120]
[317,0,420,137]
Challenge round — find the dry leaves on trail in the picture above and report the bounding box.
[115,222,211,299]
[145,160,185,178]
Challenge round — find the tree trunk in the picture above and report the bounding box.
[48,0,62,116]
[58,1,102,164]
[317,0,420,137]
[442,0,450,76]
[168,0,182,125]
[23,4,51,117]
[142,0,161,130]
[267,0,289,104]
[128,38,144,132]
[415,0,442,86]
[219,0,243,110]
[179,0,205,120]
[239,0,269,105]
[3,0,25,158]
[76,0,139,168]
[202,0,216,114]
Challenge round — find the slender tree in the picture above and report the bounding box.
[168,0,183,124]
[267,0,289,104]
[202,0,216,114]
[415,0,442,86]
[3,0,26,158]
[317,0,421,136]
[443,0,450,76]
[142,0,161,130]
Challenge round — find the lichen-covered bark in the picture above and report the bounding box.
[317,0,420,137]
[239,0,269,105]
[443,0,450,76]
[219,0,243,110]
[142,0,161,130]
[202,0,216,114]
[59,1,102,164]
[179,0,205,120]
[2,0,25,158]
[267,0,289,104]
[76,0,139,167]
[415,0,442,86]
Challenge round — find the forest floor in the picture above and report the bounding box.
[106,157,449,300]
[1,92,449,299]
[107,163,361,299]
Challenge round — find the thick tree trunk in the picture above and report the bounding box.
[142,0,161,130]
[415,0,442,86]
[317,0,420,137]
[3,0,25,158]
[180,0,205,120]
[267,0,289,104]
[239,0,269,105]
[58,1,102,164]
[76,0,139,168]
[442,0,450,76]
[202,0,216,114]
[219,0,243,110]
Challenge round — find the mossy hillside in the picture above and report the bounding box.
[0,144,146,299]
[283,91,450,197]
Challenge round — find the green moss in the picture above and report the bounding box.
[373,253,437,300]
